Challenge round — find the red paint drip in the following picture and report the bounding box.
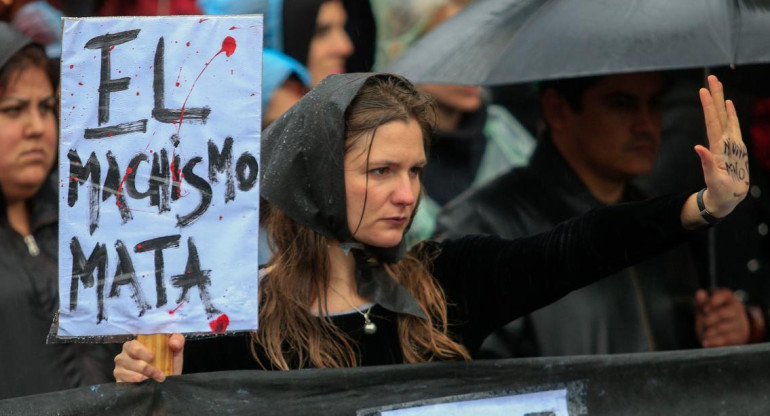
[170,151,182,198]
[199,18,209,23]
[186,41,191,47]
[169,302,185,315]
[218,215,223,220]
[136,91,140,96]
[69,64,74,69]
[78,82,83,86]
[229,26,238,30]
[136,243,144,249]
[174,37,237,139]
[109,45,115,52]
[116,167,133,208]
[209,314,230,333]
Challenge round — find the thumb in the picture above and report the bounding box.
[694,144,716,176]
[168,333,185,375]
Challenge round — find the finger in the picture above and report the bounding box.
[694,144,717,185]
[114,352,166,382]
[707,75,728,128]
[707,288,738,308]
[725,100,743,145]
[124,339,155,362]
[699,88,723,149]
[694,289,709,311]
[169,333,186,375]
[702,324,749,347]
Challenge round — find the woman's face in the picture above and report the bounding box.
[307,0,354,87]
[344,118,426,248]
[0,66,57,201]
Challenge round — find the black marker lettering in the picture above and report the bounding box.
[171,237,219,318]
[208,137,235,202]
[67,150,101,235]
[69,237,108,323]
[152,37,211,124]
[236,151,258,192]
[176,156,212,227]
[109,240,151,317]
[135,235,181,308]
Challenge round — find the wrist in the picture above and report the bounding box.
[698,188,725,224]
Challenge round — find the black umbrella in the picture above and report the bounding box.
[385,0,770,86]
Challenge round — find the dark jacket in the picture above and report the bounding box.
[0,174,117,399]
[435,138,701,358]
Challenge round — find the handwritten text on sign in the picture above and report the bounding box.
[57,16,262,337]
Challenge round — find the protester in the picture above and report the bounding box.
[112,71,747,381]
[372,0,535,243]
[199,0,355,87]
[436,72,757,358]
[0,22,116,399]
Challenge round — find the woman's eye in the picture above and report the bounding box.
[370,167,389,176]
[410,166,424,176]
[0,106,22,116]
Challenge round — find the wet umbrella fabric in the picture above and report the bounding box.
[260,73,426,319]
[385,0,770,86]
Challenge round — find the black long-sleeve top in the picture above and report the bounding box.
[184,193,691,372]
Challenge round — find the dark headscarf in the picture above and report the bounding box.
[282,0,327,66]
[0,22,35,70]
[260,73,426,319]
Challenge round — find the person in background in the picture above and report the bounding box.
[372,0,535,243]
[199,0,355,87]
[0,22,116,400]
[436,72,758,359]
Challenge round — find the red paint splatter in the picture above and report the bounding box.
[136,91,140,96]
[209,314,229,333]
[136,244,144,249]
[218,215,223,220]
[174,36,237,139]
[169,302,185,315]
[69,64,74,69]
[186,41,190,47]
[78,82,83,86]
[107,132,113,137]
[221,36,236,56]
[109,45,115,52]
[175,82,180,87]
[199,18,209,23]
[70,93,74,96]
[250,93,255,96]
[116,167,133,208]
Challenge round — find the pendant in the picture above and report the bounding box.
[364,320,377,335]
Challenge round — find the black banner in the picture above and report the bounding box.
[1,343,769,415]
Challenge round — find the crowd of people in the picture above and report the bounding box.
[0,0,767,400]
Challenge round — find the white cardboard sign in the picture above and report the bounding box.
[57,15,262,337]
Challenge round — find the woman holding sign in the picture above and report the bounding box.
[115,72,748,380]
[0,23,116,399]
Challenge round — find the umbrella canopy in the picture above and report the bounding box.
[385,0,770,86]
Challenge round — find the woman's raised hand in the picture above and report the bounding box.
[694,75,749,219]
[114,333,185,382]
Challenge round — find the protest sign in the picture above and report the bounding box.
[56,15,262,338]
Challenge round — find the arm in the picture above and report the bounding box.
[113,334,185,383]
[680,75,748,229]
[435,76,749,351]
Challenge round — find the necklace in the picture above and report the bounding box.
[328,285,377,335]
